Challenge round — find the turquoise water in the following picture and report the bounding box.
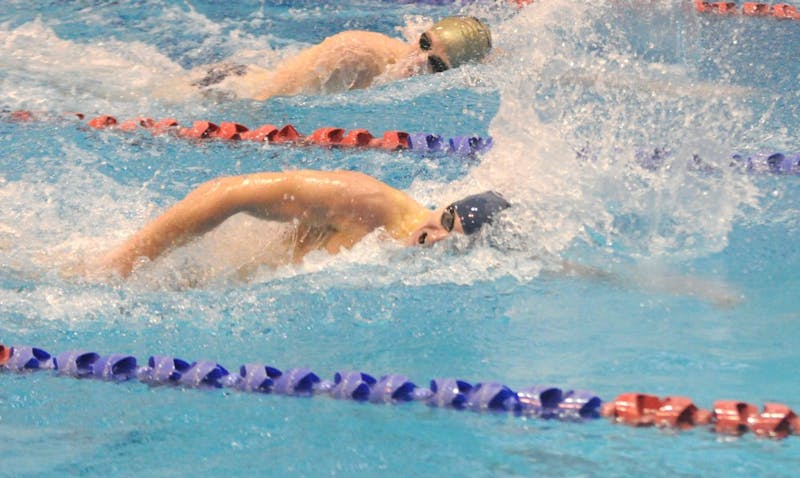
[1,1,800,476]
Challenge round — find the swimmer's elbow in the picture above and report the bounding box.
[193,176,241,198]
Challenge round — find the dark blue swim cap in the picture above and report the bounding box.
[450,191,510,235]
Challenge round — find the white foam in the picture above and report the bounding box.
[467,0,762,263]
[0,13,289,116]
[0,20,184,112]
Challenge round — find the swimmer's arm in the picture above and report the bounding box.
[99,178,241,277]
[558,260,742,309]
[100,174,299,277]
[252,31,402,100]
[100,172,363,277]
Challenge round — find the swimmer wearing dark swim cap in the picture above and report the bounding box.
[100,171,510,278]
[408,191,511,245]
[447,191,511,235]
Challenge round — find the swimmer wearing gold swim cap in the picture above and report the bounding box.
[177,16,492,101]
[418,16,492,72]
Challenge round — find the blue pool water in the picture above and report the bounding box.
[2,0,800,476]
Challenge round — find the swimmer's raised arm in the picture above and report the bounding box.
[99,171,376,277]
[100,170,430,277]
[100,173,281,277]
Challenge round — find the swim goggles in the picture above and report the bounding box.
[419,33,450,73]
[440,205,456,232]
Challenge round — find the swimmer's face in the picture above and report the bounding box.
[407,205,464,246]
[419,32,452,73]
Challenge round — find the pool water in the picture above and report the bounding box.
[2,0,799,476]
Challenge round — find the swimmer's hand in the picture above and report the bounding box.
[59,254,129,281]
[632,270,744,309]
[560,260,619,283]
[560,260,743,309]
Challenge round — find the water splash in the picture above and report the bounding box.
[469,0,762,265]
[0,19,184,114]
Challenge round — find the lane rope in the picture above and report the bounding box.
[3,109,492,156]
[6,109,800,174]
[632,147,800,175]
[694,1,800,19]
[2,343,798,439]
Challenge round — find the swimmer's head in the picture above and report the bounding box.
[447,191,511,235]
[419,16,492,72]
[408,191,510,246]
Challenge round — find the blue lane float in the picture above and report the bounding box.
[631,147,800,175]
[0,344,602,421]
[4,346,55,371]
[730,152,800,175]
[408,132,493,156]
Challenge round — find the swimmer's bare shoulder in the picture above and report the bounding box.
[288,31,409,64]
[251,31,412,100]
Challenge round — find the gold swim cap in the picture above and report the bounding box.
[425,16,492,69]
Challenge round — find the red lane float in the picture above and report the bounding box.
[307,127,345,146]
[87,115,117,129]
[695,1,737,13]
[379,131,410,150]
[3,109,490,155]
[749,403,798,439]
[86,115,415,151]
[601,392,662,426]
[773,3,800,18]
[601,393,712,428]
[656,396,713,429]
[713,400,758,435]
[272,124,302,143]
[0,345,9,366]
[9,110,34,122]
[341,128,375,147]
[603,393,797,439]
[239,124,278,142]
[695,1,800,19]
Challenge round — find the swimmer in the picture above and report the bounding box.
[92,170,741,308]
[172,16,492,100]
[99,170,510,278]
